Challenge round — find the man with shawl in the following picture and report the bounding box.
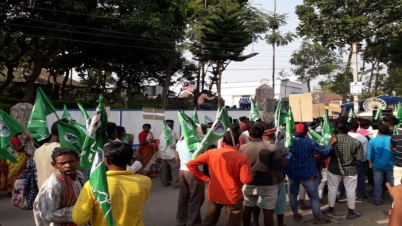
[33,147,86,226]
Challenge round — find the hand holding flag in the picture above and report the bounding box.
[192,108,230,159]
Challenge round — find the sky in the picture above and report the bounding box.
[219,0,306,84]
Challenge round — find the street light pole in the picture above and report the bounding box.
[352,43,359,114]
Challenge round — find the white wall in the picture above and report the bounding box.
[221,80,307,106]
[47,109,251,145]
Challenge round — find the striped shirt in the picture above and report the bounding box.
[72,170,152,226]
[33,171,85,226]
[391,134,402,167]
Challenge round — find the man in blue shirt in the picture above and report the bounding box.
[284,123,336,224]
[367,124,395,205]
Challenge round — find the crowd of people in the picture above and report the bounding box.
[1,113,402,226]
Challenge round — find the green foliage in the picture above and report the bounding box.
[290,41,341,92]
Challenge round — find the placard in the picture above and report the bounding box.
[313,104,325,118]
[289,93,313,122]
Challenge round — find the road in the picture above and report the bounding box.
[0,177,391,226]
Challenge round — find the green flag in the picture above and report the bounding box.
[192,108,199,124]
[308,127,327,147]
[79,95,115,226]
[347,109,354,123]
[284,107,295,148]
[58,121,83,154]
[28,93,50,142]
[322,109,335,141]
[80,95,108,170]
[394,102,402,134]
[204,115,213,125]
[162,120,174,145]
[62,104,72,120]
[192,108,230,159]
[77,102,91,129]
[0,110,25,163]
[274,94,282,127]
[37,87,57,116]
[249,98,261,122]
[178,111,201,152]
[374,106,382,121]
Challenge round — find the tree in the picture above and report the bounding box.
[290,41,340,92]
[193,0,258,107]
[265,0,296,91]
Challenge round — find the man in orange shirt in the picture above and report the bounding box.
[187,127,253,226]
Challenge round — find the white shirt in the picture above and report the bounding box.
[158,131,178,160]
[176,140,203,171]
[127,161,142,173]
[34,142,61,189]
[368,130,379,139]
[348,132,368,160]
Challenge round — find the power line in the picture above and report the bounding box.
[0,2,302,41]
[1,22,177,45]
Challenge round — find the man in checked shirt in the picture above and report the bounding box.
[324,121,364,220]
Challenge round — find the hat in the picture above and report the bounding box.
[294,123,307,137]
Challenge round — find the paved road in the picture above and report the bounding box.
[0,177,391,226]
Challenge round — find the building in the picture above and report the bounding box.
[219,79,308,107]
[324,94,343,105]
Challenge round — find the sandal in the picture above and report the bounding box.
[346,212,361,220]
[293,213,303,222]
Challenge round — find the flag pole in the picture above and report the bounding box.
[54,112,60,120]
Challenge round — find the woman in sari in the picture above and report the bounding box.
[138,124,158,177]
[7,133,30,195]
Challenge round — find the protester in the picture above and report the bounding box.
[240,121,254,146]
[324,122,364,219]
[115,126,128,143]
[33,147,85,226]
[348,120,369,201]
[159,120,179,188]
[384,127,402,216]
[34,120,62,189]
[239,116,248,131]
[73,142,152,226]
[107,122,117,142]
[240,123,281,226]
[284,123,335,224]
[251,123,288,226]
[12,158,38,210]
[383,116,399,135]
[368,120,381,139]
[176,137,205,226]
[187,126,252,226]
[138,123,158,176]
[367,124,395,205]
[197,90,215,110]
[357,119,371,137]
[6,132,30,195]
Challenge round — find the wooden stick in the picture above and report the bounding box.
[54,112,60,120]
[229,128,236,149]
